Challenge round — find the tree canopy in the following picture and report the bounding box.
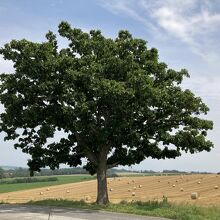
[0,21,213,204]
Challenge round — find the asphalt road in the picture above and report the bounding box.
[0,204,171,220]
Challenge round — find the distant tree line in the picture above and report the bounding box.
[0,167,4,179]
[0,176,58,184]
[162,170,213,174]
[0,167,89,178]
[0,166,214,179]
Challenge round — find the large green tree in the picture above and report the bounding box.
[0,22,213,204]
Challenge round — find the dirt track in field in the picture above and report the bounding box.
[0,174,220,206]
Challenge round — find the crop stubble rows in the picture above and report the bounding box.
[0,174,219,206]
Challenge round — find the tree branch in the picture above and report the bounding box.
[74,132,97,164]
[107,162,119,169]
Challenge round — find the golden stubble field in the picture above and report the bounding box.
[0,174,220,206]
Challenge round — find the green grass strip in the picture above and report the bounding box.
[24,198,220,220]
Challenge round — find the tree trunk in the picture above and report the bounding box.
[96,159,109,205]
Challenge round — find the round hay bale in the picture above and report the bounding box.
[214,185,219,189]
[84,195,91,201]
[46,188,50,191]
[133,186,137,190]
[109,188,113,192]
[191,192,198,200]
[172,184,176,187]
[40,192,43,195]
[132,192,135,196]
[128,189,131,192]
[66,190,70,193]
[197,181,201,184]
[127,182,130,184]
[132,180,135,183]
[180,188,184,192]
[139,185,142,188]
[176,180,178,183]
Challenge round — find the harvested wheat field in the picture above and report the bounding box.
[1,174,220,206]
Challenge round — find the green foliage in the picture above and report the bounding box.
[27,199,220,220]
[0,21,213,175]
[0,168,4,179]
[4,167,89,178]
[0,176,57,184]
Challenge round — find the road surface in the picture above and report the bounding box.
[0,204,171,220]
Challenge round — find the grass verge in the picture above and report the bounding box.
[0,175,94,193]
[25,198,220,220]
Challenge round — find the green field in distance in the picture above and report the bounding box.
[0,175,94,194]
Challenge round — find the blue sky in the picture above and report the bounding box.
[0,0,220,172]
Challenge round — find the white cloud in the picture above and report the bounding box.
[183,75,220,100]
[100,0,220,65]
[101,0,158,33]
[150,1,220,59]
